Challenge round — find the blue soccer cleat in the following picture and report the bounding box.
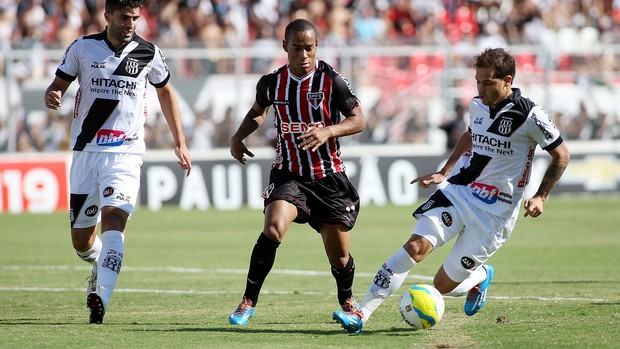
[332,309,364,335]
[464,264,495,316]
[229,297,255,325]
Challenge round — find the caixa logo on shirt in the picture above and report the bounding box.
[96,129,126,146]
[470,182,499,204]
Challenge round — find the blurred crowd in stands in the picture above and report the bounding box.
[2,0,620,153]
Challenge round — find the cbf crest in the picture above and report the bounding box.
[125,58,139,75]
[498,117,513,135]
[307,92,324,110]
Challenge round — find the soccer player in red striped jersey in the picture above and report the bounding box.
[228,18,366,326]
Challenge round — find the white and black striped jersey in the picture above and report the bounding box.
[56,30,170,154]
[256,60,360,179]
[447,88,563,217]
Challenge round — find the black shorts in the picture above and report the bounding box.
[263,169,360,232]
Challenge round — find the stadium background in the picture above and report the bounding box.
[0,0,618,213]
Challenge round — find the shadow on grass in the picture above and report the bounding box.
[0,319,438,336]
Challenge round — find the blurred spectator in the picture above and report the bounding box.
[2,0,620,153]
[439,102,468,149]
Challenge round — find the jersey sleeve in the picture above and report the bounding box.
[526,105,563,151]
[56,38,81,81]
[332,72,360,116]
[148,46,171,88]
[255,74,273,108]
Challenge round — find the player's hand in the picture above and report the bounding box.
[230,140,254,165]
[410,173,445,188]
[523,196,544,218]
[45,90,62,110]
[175,145,192,176]
[298,126,330,152]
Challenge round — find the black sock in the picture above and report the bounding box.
[244,233,280,306]
[331,254,355,306]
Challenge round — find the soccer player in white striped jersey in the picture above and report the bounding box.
[333,47,570,334]
[44,0,191,324]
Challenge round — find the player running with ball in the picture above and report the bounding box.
[333,47,570,334]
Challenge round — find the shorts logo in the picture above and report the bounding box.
[96,129,127,146]
[70,209,75,224]
[441,211,452,227]
[103,187,114,197]
[421,200,435,211]
[470,182,499,204]
[307,92,324,109]
[85,205,98,217]
[262,183,274,199]
[102,249,123,274]
[461,256,475,269]
[114,192,131,204]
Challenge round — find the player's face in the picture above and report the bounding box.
[283,30,318,77]
[105,7,141,48]
[475,66,512,109]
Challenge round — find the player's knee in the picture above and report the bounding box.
[403,236,433,262]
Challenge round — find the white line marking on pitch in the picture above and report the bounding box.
[0,265,607,302]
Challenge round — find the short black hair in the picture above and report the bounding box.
[474,48,516,81]
[284,19,317,41]
[105,0,146,14]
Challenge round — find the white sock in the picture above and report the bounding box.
[76,235,102,268]
[444,266,487,296]
[97,230,125,310]
[360,247,416,323]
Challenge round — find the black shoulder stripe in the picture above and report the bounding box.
[113,40,155,78]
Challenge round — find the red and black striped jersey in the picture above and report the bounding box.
[256,60,360,179]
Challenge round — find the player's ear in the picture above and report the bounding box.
[282,40,288,53]
[104,12,110,23]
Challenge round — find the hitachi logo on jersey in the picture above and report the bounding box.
[470,182,499,204]
[471,132,511,148]
[91,77,137,90]
[281,122,325,133]
[96,129,127,146]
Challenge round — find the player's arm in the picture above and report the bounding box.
[156,83,192,176]
[523,142,570,218]
[230,101,269,164]
[44,76,72,110]
[411,130,473,188]
[298,104,365,152]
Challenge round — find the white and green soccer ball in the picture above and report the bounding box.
[399,284,445,330]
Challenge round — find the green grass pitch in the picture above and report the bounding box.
[1,195,619,348]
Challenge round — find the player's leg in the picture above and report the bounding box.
[69,151,104,320]
[89,153,140,323]
[320,224,357,310]
[72,225,101,295]
[229,199,297,325]
[439,211,509,315]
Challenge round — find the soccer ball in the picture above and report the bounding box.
[399,284,445,330]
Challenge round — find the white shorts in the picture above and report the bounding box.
[70,152,143,228]
[412,185,516,282]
